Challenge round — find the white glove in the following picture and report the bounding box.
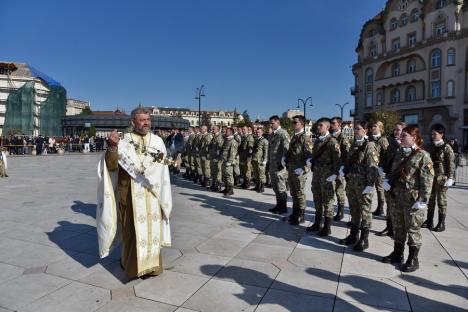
[226,162,232,166]
[281,157,286,167]
[201,156,206,161]
[378,167,385,177]
[262,160,267,166]
[383,179,391,192]
[339,166,345,177]
[326,174,337,182]
[306,158,312,167]
[444,178,454,187]
[362,186,374,194]
[411,201,427,210]
[294,168,304,175]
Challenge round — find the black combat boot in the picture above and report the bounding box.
[353,227,369,252]
[257,183,264,193]
[306,214,322,232]
[382,242,404,264]
[204,178,211,188]
[333,203,344,221]
[250,183,259,191]
[318,217,332,237]
[234,176,241,186]
[422,209,434,229]
[288,210,298,225]
[401,246,420,272]
[346,221,352,227]
[376,219,393,237]
[215,182,222,192]
[224,186,234,196]
[269,199,287,214]
[339,225,359,245]
[209,180,216,191]
[433,213,446,232]
[372,201,384,216]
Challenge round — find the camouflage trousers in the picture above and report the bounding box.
[428,177,448,216]
[288,171,307,213]
[384,191,395,221]
[210,159,223,184]
[392,188,426,247]
[240,159,252,182]
[195,156,202,175]
[201,156,211,179]
[234,156,240,178]
[312,171,336,219]
[269,168,288,202]
[252,160,267,184]
[334,176,346,206]
[222,162,235,187]
[188,153,195,172]
[345,174,373,228]
[375,175,385,204]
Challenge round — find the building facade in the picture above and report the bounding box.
[66,99,90,116]
[352,0,468,148]
[150,107,242,127]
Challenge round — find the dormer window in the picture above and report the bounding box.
[390,18,398,31]
[410,9,419,22]
[436,0,446,9]
[400,14,408,26]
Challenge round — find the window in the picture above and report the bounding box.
[400,14,408,26]
[434,23,446,36]
[392,38,400,51]
[404,114,419,125]
[368,44,377,57]
[447,80,455,97]
[376,92,383,105]
[447,48,456,65]
[431,49,442,68]
[406,86,416,101]
[410,9,419,23]
[390,18,398,30]
[369,29,376,37]
[366,92,373,107]
[407,59,416,73]
[431,81,441,98]
[408,33,416,46]
[392,63,400,77]
[391,89,400,103]
[436,0,446,9]
[366,68,373,84]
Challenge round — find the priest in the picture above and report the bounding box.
[97,107,172,278]
[0,148,7,178]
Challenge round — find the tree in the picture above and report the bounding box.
[88,124,97,137]
[80,106,92,115]
[370,107,401,135]
[279,117,294,136]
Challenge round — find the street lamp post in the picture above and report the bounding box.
[335,102,349,120]
[195,85,205,126]
[297,97,313,121]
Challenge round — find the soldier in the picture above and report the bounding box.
[286,116,313,225]
[190,127,201,183]
[186,127,197,180]
[423,124,455,232]
[182,127,194,179]
[199,125,213,187]
[339,121,379,251]
[0,147,7,178]
[330,117,351,221]
[306,118,340,236]
[376,122,405,237]
[221,127,238,196]
[251,126,269,193]
[239,126,255,189]
[209,125,225,192]
[233,126,242,186]
[369,121,389,216]
[268,115,290,214]
[381,126,434,272]
[265,127,273,188]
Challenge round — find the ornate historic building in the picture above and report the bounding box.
[352,0,468,148]
[150,107,242,127]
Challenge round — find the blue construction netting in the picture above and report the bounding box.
[28,65,62,87]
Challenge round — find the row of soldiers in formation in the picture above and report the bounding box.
[180,115,455,273]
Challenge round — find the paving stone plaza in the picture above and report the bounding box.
[0,154,467,312]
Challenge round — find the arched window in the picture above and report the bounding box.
[376,92,383,105]
[390,18,398,30]
[391,89,400,104]
[366,68,373,84]
[447,80,455,97]
[436,0,446,9]
[368,42,377,57]
[410,9,419,23]
[431,49,442,68]
[392,63,400,77]
[400,14,408,26]
[447,48,456,65]
[406,86,416,101]
[407,59,416,73]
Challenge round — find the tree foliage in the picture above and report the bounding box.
[370,107,401,135]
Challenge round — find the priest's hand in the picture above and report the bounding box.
[108,129,120,148]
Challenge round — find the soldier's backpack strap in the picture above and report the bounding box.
[388,148,420,183]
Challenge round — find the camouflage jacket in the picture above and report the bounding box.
[426,142,456,181]
[221,137,238,164]
[344,139,379,186]
[383,136,401,174]
[199,132,213,158]
[333,131,351,165]
[186,133,195,153]
[209,132,225,159]
[311,134,340,176]
[286,131,313,173]
[252,136,269,163]
[239,134,255,161]
[369,135,389,168]
[390,148,434,202]
[192,133,202,153]
[268,127,290,171]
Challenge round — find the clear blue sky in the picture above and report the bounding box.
[1,0,386,120]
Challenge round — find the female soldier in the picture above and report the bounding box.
[381,126,434,272]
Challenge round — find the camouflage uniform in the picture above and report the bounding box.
[191,132,202,182]
[340,138,379,251]
[252,135,269,189]
[186,133,196,178]
[286,131,313,224]
[209,132,225,190]
[426,141,455,231]
[369,135,389,215]
[268,127,290,213]
[233,133,242,184]
[199,132,213,186]
[239,133,255,187]
[332,131,351,220]
[383,147,434,272]
[307,134,340,234]
[221,136,238,195]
